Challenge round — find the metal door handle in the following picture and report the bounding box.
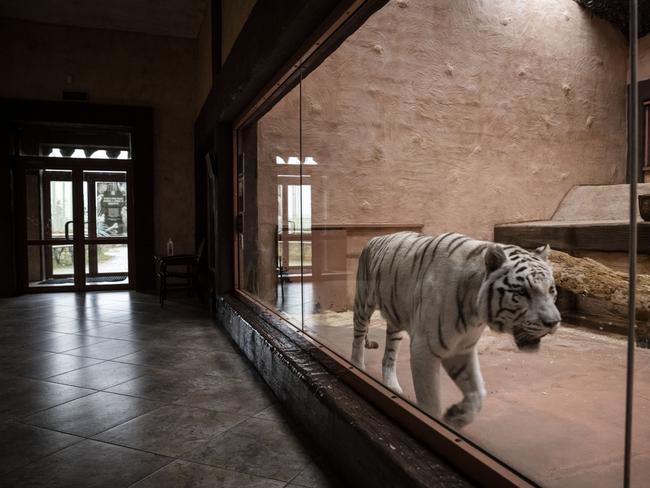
[64,221,74,240]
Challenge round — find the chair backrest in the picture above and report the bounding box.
[196,238,206,264]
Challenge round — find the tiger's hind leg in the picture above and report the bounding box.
[442,348,486,429]
[351,305,377,370]
[351,247,378,370]
[382,327,406,395]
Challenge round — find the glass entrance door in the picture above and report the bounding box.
[21,167,132,291]
[83,171,129,286]
[25,168,77,288]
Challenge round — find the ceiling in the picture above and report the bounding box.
[3,1,647,42]
[0,0,209,39]
[575,0,650,38]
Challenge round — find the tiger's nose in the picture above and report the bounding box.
[543,320,559,328]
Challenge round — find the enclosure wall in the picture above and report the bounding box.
[259,0,627,241]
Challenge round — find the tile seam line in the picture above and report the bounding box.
[26,358,110,380]
[60,347,148,361]
[89,415,244,460]
[46,368,150,391]
[31,338,114,352]
[6,437,175,482]
[0,433,87,477]
[12,388,98,421]
[175,450,313,485]
[123,459,303,488]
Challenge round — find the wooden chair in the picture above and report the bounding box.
[156,240,205,307]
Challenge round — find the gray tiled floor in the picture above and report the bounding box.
[0,291,341,487]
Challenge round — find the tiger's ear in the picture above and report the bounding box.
[485,244,506,273]
[534,244,551,261]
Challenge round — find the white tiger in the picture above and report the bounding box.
[350,231,561,428]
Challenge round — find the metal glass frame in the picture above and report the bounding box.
[16,155,134,293]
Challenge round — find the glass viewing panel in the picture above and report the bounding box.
[25,169,74,241]
[237,1,644,486]
[84,244,129,286]
[27,244,75,287]
[82,170,129,286]
[83,171,128,238]
[238,86,302,325]
[18,124,131,159]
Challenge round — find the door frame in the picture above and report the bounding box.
[1,99,154,294]
[16,161,134,292]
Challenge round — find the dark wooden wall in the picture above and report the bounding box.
[0,112,17,296]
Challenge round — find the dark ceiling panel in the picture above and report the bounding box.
[575,0,650,38]
[0,0,209,38]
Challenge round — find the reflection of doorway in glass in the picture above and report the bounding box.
[278,181,312,272]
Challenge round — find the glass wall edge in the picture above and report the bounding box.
[624,1,639,487]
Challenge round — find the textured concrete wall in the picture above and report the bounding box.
[221,0,257,65]
[0,18,197,255]
[258,0,627,244]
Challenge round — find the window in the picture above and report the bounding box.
[18,124,131,159]
[235,1,645,485]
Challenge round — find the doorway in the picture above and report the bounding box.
[277,179,312,276]
[16,124,134,291]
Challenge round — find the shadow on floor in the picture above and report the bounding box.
[0,291,344,488]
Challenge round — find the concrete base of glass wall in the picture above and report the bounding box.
[216,294,470,488]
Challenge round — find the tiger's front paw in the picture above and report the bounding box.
[350,358,365,370]
[386,382,403,396]
[443,403,474,429]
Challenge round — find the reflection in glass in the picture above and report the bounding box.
[239,87,302,324]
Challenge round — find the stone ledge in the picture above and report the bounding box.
[216,294,471,488]
[495,221,650,253]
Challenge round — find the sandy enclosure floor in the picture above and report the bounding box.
[275,290,650,487]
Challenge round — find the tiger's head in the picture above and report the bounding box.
[477,243,560,352]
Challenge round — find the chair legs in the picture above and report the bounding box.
[159,274,166,308]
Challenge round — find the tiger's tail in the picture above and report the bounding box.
[353,246,379,356]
